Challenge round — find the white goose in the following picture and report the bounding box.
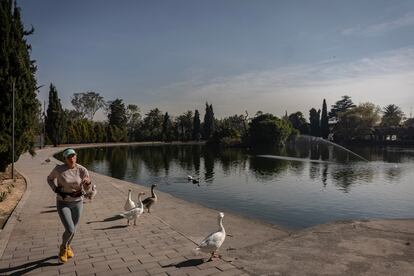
[195,212,226,261]
[120,192,145,225]
[124,189,136,211]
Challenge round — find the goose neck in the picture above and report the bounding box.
[137,194,143,208]
[218,217,225,233]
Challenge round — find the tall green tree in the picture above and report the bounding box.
[126,104,141,141]
[380,104,404,127]
[320,99,329,139]
[288,112,309,134]
[333,102,381,141]
[142,108,163,140]
[203,102,215,139]
[0,1,40,171]
[45,84,65,146]
[107,99,127,142]
[108,99,127,127]
[329,95,355,120]
[192,109,201,140]
[309,108,321,137]
[248,113,293,147]
[71,91,106,120]
[161,112,172,142]
[176,111,193,141]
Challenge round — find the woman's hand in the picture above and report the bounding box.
[82,176,91,186]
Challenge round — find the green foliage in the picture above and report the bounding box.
[381,104,404,127]
[192,109,201,140]
[321,99,329,139]
[108,99,127,127]
[126,104,141,141]
[288,112,309,135]
[207,114,248,147]
[176,110,193,141]
[309,108,321,137]
[45,83,65,146]
[333,102,381,141]
[65,120,80,143]
[162,112,173,142]
[208,124,242,147]
[142,108,163,141]
[107,125,127,142]
[93,121,106,142]
[329,95,355,120]
[71,91,105,120]
[248,113,293,147]
[203,102,215,139]
[0,1,40,171]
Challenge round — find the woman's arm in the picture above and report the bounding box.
[47,167,58,192]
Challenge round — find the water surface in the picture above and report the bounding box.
[72,144,414,229]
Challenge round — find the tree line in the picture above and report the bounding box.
[44,86,218,146]
[289,95,413,143]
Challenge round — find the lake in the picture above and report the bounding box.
[72,142,414,229]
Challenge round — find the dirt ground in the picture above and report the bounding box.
[0,166,26,229]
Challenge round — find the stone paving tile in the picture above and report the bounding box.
[0,149,246,276]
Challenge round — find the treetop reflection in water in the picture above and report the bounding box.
[73,144,414,229]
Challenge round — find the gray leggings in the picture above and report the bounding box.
[57,200,83,247]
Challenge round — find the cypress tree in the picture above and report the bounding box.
[45,84,65,146]
[321,99,329,139]
[0,1,40,171]
[309,108,321,137]
[203,103,215,139]
[162,112,171,142]
[192,109,201,140]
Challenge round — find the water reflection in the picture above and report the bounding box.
[74,144,414,192]
[72,144,414,229]
[250,157,289,181]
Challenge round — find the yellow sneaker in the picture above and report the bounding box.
[66,245,74,258]
[58,245,68,263]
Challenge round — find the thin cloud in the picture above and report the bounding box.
[146,47,414,117]
[342,12,414,36]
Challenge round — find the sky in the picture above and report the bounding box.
[19,0,414,120]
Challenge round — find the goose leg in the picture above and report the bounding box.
[207,252,215,262]
[134,218,137,226]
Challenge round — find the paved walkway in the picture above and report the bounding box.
[2,144,414,276]
[0,146,252,275]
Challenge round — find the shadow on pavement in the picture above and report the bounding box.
[162,258,204,268]
[86,214,124,224]
[0,256,60,275]
[94,225,129,230]
[40,210,57,214]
